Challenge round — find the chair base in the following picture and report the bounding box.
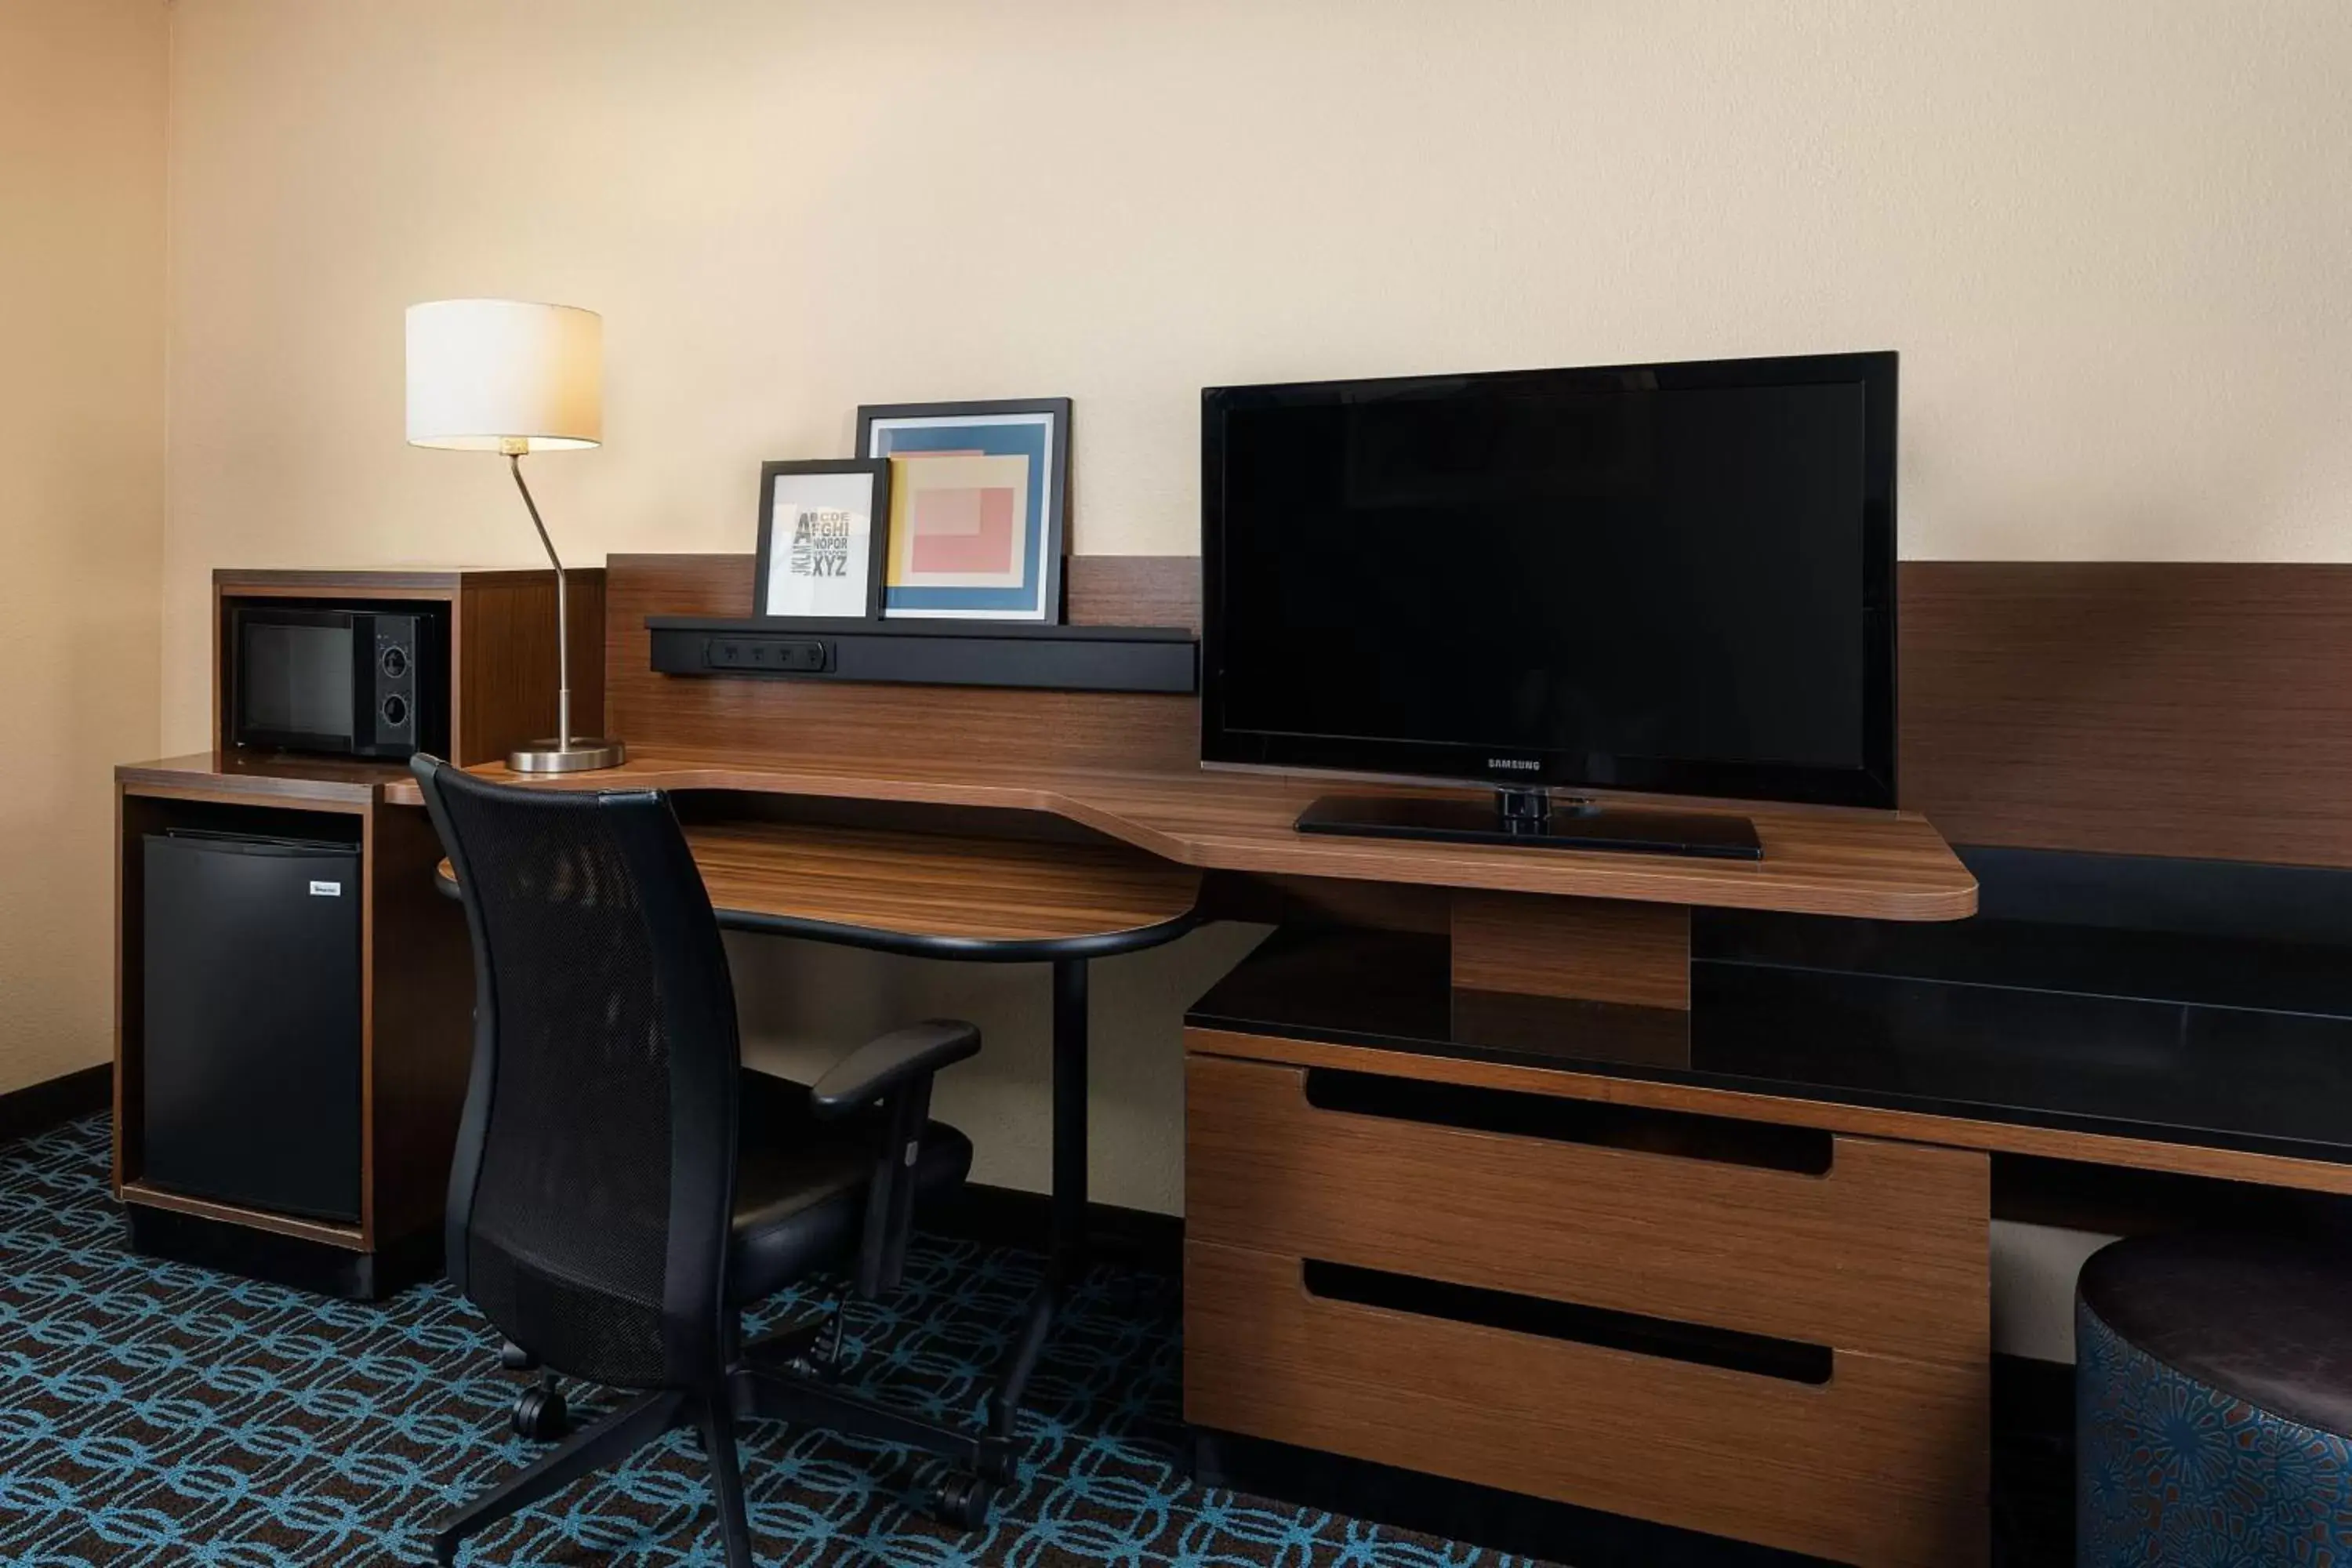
[434,1315,1010,1568]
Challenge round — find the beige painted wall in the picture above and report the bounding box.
[0,0,169,1095]
[161,0,2352,1211]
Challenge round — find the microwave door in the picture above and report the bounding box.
[235,609,359,753]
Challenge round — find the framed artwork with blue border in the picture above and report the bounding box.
[856,397,1070,622]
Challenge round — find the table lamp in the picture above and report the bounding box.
[405,298,624,773]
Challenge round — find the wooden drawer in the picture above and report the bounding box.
[1186,1049,1988,1363]
[1185,1238,1988,1568]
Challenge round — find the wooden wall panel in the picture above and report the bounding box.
[362,800,475,1248]
[1897,562,2352,866]
[457,570,606,767]
[604,554,1199,773]
[1066,554,1200,633]
[605,554,2352,868]
[1452,890,1692,1009]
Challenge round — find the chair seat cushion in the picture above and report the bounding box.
[2078,1232,2352,1439]
[728,1068,972,1306]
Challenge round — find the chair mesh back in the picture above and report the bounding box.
[426,772,735,1389]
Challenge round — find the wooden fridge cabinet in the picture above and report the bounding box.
[112,566,601,1296]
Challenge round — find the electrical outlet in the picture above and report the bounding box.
[702,637,829,674]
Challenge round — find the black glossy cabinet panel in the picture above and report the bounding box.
[1188,915,2352,1169]
[141,832,363,1221]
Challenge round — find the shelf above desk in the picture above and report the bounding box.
[387,750,1976,922]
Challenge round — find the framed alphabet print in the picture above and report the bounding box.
[856,397,1070,622]
[753,459,890,619]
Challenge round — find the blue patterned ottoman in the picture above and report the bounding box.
[2077,1234,2352,1566]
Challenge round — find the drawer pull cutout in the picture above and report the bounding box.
[1301,1259,1835,1386]
[1301,1069,1833,1175]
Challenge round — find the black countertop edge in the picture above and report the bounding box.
[1697,950,2352,1028]
[1181,1007,2352,1169]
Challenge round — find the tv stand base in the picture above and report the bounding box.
[1295,790,1762,861]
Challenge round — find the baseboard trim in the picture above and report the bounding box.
[0,1065,111,1147]
[1192,1427,1820,1567]
[1192,1354,2074,1568]
[926,1181,1182,1274]
[1992,1354,2074,1568]
[123,1204,438,1302]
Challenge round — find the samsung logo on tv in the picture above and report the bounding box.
[1487,757,1541,771]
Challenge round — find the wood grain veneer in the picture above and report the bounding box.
[601,553,1200,775]
[1185,1239,1987,1568]
[113,789,160,1193]
[429,815,1204,945]
[361,800,474,1248]
[684,819,1200,941]
[1189,1026,2352,1196]
[118,1181,367,1250]
[593,554,2352,869]
[1897,561,2352,866]
[456,571,607,767]
[1451,890,1693,1009]
[1186,1054,1987,1363]
[386,753,1976,922]
[211,569,485,596]
[1064,553,1202,633]
[119,753,398,808]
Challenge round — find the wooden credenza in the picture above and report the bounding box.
[1183,1025,1990,1566]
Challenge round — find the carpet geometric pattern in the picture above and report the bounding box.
[0,1117,1531,1567]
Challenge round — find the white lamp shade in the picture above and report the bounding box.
[405,299,601,452]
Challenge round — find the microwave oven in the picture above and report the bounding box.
[229,604,448,759]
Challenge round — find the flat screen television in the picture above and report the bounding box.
[1200,350,1896,855]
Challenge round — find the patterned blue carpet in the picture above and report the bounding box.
[0,1117,1527,1567]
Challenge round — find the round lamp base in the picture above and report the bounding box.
[509,739,627,774]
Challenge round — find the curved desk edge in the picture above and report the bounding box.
[432,858,1200,961]
[695,903,1197,962]
[390,754,1977,924]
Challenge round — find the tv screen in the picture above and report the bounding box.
[1200,351,1896,809]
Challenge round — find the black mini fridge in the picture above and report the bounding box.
[142,829,363,1221]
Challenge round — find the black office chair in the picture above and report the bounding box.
[412,757,1014,1568]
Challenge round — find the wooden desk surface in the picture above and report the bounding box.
[122,750,408,808]
[386,749,1976,922]
[433,818,1201,955]
[688,819,1200,945]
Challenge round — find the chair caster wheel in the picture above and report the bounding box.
[511,1382,568,1441]
[930,1472,993,1530]
[782,1351,851,1385]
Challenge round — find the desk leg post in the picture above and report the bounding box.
[989,956,1090,1449]
[1051,956,1088,1265]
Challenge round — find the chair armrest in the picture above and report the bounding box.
[810,1019,981,1120]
